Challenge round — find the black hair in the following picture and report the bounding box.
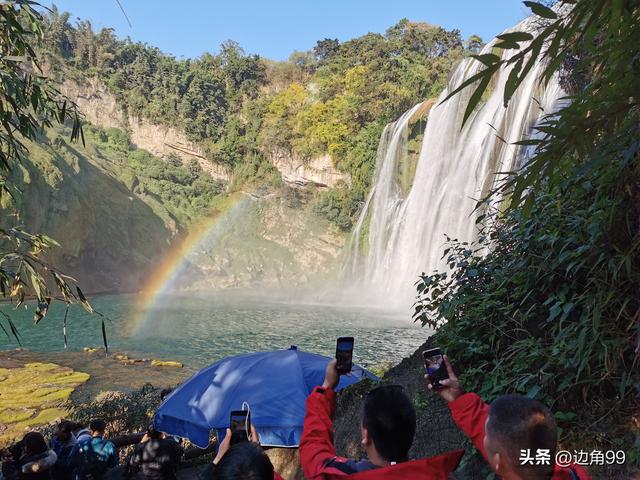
[57,420,74,435]
[160,388,174,401]
[89,419,107,434]
[69,421,85,431]
[362,385,416,463]
[487,395,557,479]
[213,442,274,480]
[147,424,163,440]
[22,432,47,456]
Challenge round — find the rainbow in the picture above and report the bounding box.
[130,194,249,333]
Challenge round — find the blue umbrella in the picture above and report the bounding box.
[154,346,378,448]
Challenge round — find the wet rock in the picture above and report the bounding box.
[151,360,184,368]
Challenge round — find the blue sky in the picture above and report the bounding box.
[43,1,530,61]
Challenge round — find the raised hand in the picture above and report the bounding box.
[424,355,464,403]
[213,428,233,465]
[249,424,260,444]
[322,358,340,390]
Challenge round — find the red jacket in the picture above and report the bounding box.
[448,393,592,480]
[300,386,463,479]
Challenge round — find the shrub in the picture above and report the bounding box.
[413,147,640,474]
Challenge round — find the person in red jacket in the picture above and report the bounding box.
[300,358,463,479]
[426,355,591,480]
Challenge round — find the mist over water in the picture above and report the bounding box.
[0,293,427,370]
[343,17,565,310]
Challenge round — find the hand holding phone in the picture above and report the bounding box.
[335,337,354,375]
[229,410,251,445]
[422,348,449,389]
[423,352,463,403]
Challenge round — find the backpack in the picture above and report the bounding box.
[74,439,114,480]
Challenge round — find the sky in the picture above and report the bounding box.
[42,1,530,61]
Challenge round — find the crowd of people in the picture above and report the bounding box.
[1,420,116,480]
[1,356,591,480]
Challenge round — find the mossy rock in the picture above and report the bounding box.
[0,362,89,447]
[150,360,183,368]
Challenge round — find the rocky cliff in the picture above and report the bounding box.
[60,78,230,181]
[61,77,351,189]
[269,148,351,188]
[176,189,346,291]
[3,132,177,293]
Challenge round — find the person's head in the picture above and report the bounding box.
[483,395,557,479]
[361,385,416,464]
[22,432,47,457]
[146,425,163,440]
[55,420,74,442]
[160,388,173,401]
[69,422,84,432]
[89,419,107,436]
[213,442,274,480]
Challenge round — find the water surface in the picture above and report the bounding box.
[0,293,429,376]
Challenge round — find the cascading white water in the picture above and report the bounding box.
[345,17,565,309]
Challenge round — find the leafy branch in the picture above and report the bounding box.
[442,0,640,214]
[0,1,109,349]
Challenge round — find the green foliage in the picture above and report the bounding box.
[413,0,640,474]
[0,1,90,335]
[313,182,361,231]
[179,65,227,142]
[229,154,283,191]
[414,152,639,468]
[39,12,478,228]
[83,126,225,224]
[0,2,82,180]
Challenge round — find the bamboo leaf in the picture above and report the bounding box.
[494,40,521,50]
[504,58,523,107]
[524,1,558,19]
[439,64,500,106]
[496,32,534,42]
[462,73,493,128]
[0,312,22,346]
[63,304,69,349]
[76,286,93,313]
[101,318,108,354]
[471,53,500,66]
[0,320,10,339]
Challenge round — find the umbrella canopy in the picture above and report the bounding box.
[154,346,378,448]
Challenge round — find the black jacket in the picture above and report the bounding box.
[18,450,57,480]
[128,439,183,480]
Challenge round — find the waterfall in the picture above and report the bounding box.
[344,17,565,310]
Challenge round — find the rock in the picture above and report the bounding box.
[269,148,350,188]
[150,360,183,368]
[60,78,229,182]
[0,362,89,446]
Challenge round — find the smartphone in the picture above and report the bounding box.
[229,410,250,444]
[423,348,449,389]
[335,337,354,374]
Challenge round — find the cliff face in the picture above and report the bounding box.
[177,189,346,291]
[269,148,351,188]
[2,128,346,294]
[4,133,176,293]
[60,78,230,181]
[1,78,350,294]
[61,77,351,189]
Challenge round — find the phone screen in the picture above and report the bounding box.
[336,337,354,374]
[229,410,250,444]
[423,348,449,388]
